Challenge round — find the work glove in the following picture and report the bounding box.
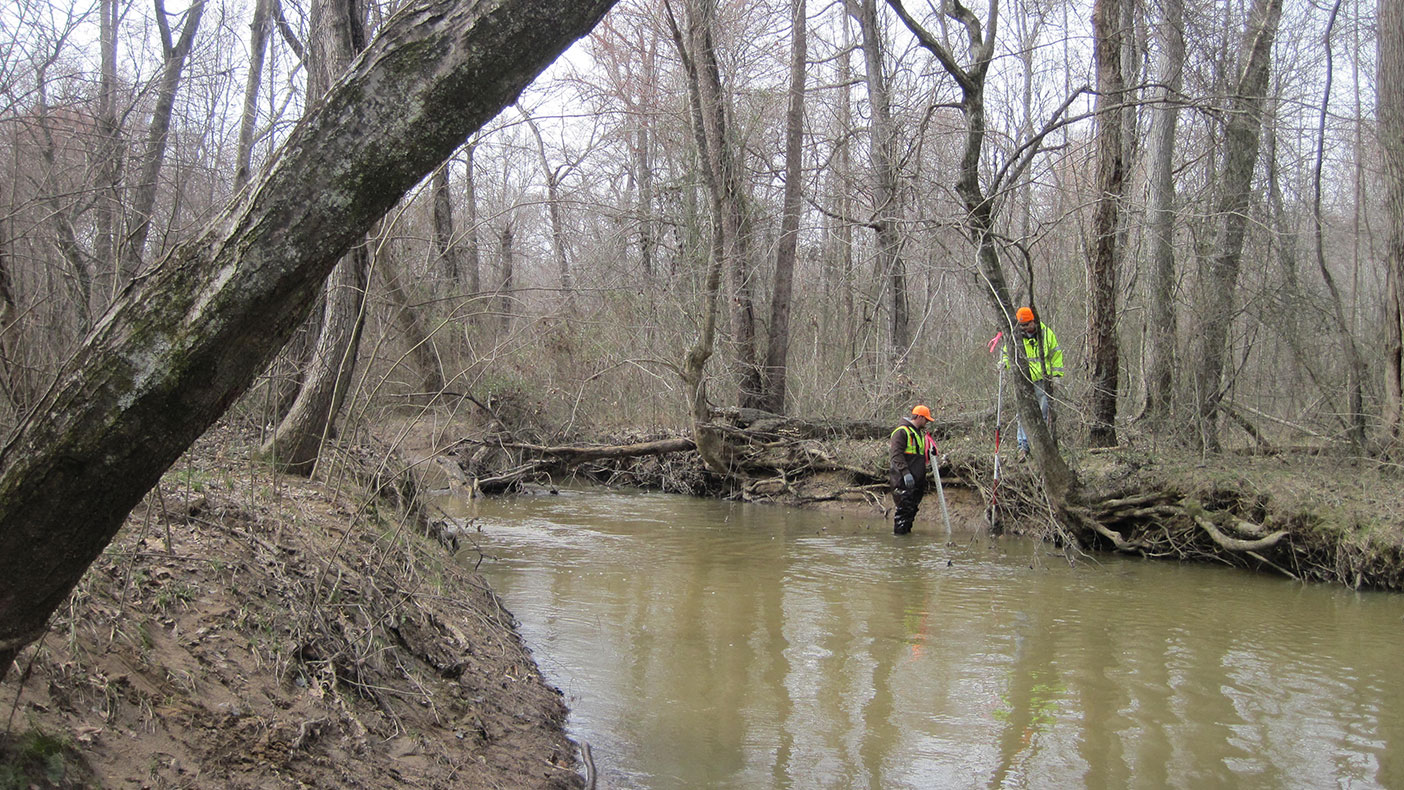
[903,472,915,489]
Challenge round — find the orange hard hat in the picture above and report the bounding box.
[1016,307,1035,323]
[912,405,933,420]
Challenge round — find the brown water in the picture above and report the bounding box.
[442,487,1404,789]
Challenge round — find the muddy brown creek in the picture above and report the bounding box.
[439,487,1404,789]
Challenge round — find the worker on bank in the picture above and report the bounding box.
[1000,306,1064,461]
[889,404,935,535]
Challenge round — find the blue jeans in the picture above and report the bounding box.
[1016,381,1051,452]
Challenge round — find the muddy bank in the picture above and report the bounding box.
[1,424,584,789]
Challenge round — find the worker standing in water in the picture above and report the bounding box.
[889,405,934,535]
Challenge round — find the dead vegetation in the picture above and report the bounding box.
[1,424,583,789]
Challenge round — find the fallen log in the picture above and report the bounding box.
[715,407,993,441]
[498,437,696,463]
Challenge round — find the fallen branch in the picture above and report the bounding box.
[1247,550,1300,581]
[498,438,696,462]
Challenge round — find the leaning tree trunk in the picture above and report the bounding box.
[0,0,618,685]
[1086,0,1125,447]
[1190,0,1283,452]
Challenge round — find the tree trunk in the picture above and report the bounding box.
[235,0,272,190]
[1191,0,1283,452]
[431,163,460,282]
[701,0,763,409]
[94,0,123,304]
[672,0,763,409]
[521,106,573,301]
[853,0,910,365]
[635,116,656,281]
[463,141,482,299]
[1086,0,1126,447]
[120,0,206,282]
[0,0,619,683]
[259,0,368,475]
[0,219,25,414]
[381,252,446,397]
[665,0,735,470]
[1142,0,1184,432]
[34,86,94,327]
[1309,1,1367,448]
[260,244,369,473]
[1381,0,1404,442]
[759,0,806,415]
[498,218,515,335]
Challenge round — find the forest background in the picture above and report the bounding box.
[3,0,1399,457]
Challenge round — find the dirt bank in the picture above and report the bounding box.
[1,424,584,789]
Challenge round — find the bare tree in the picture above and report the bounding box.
[1384,0,1404,444]
[431,163,459,282]
[1086,0,1127,447]
[758,0,807,415]
[520,103,574,300]
[497,216,515,334]
[462,140,483,298]
[1142,0,1185,432]
[852,0,910,366]
[1309,0,1367,448]
[0,0,620,682]
[0,218,25,414]
[380,237,447,397]
[1190,0,1284,452]
[94,0,124,300]
[235,0,273,189]
[120,0,207,281]
[668,0,764,409]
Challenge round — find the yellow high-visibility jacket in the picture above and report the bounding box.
[1001,323,1064,382]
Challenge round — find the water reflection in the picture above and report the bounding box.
[442,488,1404,790]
